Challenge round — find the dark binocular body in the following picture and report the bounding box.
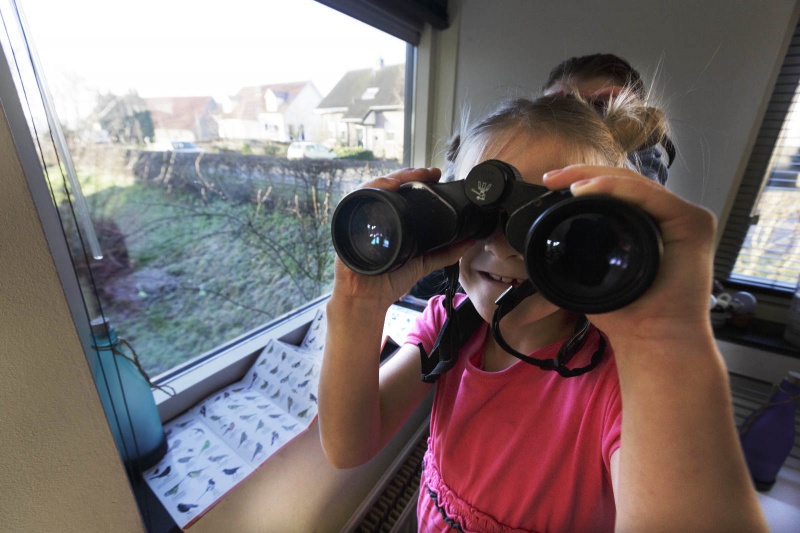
[331,160,662,313]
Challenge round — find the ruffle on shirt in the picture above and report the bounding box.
[422,447,537,533]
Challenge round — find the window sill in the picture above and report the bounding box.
[152,295,331,424]
[716,319,799,385]
[714,319,800,359]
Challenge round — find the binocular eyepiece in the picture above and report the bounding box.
[331,160,662,313]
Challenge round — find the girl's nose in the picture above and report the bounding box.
[483,225,520,260]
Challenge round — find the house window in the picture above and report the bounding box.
[361,86,379,99]
[715,21,800,329]
[7,0,410,389]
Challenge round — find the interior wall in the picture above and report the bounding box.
[0,102,144,530]
[448,0,799,221]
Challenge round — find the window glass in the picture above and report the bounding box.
[729,84,800,291]
[17,0,408,378]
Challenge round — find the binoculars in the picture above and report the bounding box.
[331,160,662,313]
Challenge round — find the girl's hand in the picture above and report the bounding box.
[332,167,473,309]
[542,165,717,348]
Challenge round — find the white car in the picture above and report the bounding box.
[286,142,337,160]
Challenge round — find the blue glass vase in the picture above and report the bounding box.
[90,317,167,470]
[739,371,800,491]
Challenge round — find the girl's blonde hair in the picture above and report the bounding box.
[448,91,669,182]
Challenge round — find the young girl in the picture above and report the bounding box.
[319,94,767,532]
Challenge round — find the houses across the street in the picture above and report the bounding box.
[132,62,405,160]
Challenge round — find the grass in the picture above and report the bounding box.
[78,175,337,377]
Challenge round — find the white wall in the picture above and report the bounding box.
[0,95,143,530]
[447,0,799,222]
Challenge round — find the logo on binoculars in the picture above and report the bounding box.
[471,181,492,202]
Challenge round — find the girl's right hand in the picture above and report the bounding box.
[332,167,474,309]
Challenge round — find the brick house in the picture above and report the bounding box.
[315,63,405,160]
[143,96,220,142]
[216,81,323,143]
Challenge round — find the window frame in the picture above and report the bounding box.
[715,19,800,330]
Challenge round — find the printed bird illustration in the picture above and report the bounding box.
[310,393,318,404]
[198,440,211,455]
[177,503,198,513]
[238,431,248,448]
[149,466,171,480]
[223,467,241,476]
[187,468,206,479]
[297,379,310,388]
[251,442,264,462]
[256,419,265,432]
[208,454,228,463]
[246,373,258,390]
[194,478,216,502]
[164,481,181,497]
[271,431,279,446]
[222,422,235,436]
[297,407,310,419]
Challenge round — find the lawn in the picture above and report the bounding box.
[62,148,400,377]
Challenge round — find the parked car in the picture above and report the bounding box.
[286,142,337,160]
[150,140,205,153]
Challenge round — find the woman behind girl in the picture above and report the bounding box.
[319,93,767,532]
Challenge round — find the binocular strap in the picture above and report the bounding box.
[491,281,607,378]
[419,275,608,382]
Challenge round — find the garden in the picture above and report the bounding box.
[62,145,401,377]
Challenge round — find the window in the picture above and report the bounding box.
[9,0,410,382]
[715,22,800,321]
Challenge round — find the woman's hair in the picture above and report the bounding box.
[543,53,647,99]
[449,92,669,182]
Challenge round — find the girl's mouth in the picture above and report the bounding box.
[485,272,524,286]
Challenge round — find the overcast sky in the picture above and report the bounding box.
[18,0,407,102]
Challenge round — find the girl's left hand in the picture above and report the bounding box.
[542,165,717,347]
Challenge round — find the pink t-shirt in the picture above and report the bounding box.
[406,294,622,533]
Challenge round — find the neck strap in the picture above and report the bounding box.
[419,274,606,382]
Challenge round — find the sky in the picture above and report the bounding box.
[17,0,407,115]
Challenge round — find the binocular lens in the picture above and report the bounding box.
[332,191,412,275]
[525,197,661,313]
[348,200,400,266]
